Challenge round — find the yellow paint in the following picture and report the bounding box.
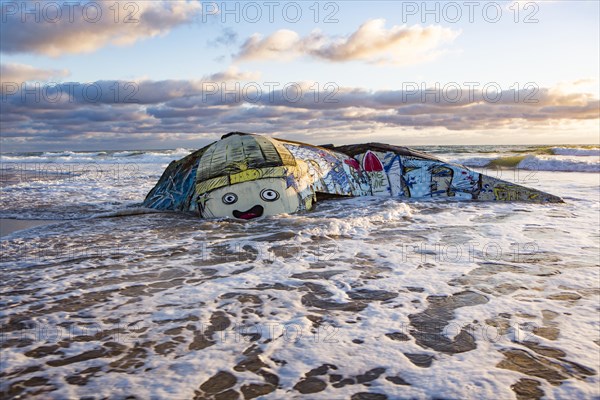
[196,166,291,195]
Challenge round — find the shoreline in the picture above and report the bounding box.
[0,219,63,237]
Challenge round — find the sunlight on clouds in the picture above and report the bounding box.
[308,19,460,65]
[206,67,261,82]
[236,19,460,65]
[237,30,301,61]
[1,76,597,148]
[550,79,599,97]
[0,1,202,57]
[0,63,70,84]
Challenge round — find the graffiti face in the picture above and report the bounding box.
[201,178,301,220]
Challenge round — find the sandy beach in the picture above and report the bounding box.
[0,219,63,237]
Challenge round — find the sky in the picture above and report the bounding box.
[0,0,599,151]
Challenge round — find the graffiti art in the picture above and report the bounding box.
[143,132,563,220]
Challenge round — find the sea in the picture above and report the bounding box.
[0,144,599,399]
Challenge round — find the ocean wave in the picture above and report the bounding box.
[551,147,600,157]
[113,150,147,157]
[1,148,193,165]
[457,154,599,172]
[3,146,598,172]
[517,155,599,172]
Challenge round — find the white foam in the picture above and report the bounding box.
[1,148,193,165]
[1,148,599,399]
[517,155,600,172]
[451,154,600,172]
[552,147,600,156]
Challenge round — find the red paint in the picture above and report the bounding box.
[362,151,384,172]
[236,212,260,220]
[233,205,264,220]
[344,158,360,170]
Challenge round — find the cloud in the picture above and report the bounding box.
[0,1,202,57]
[206,67,260,83]
[1,76,597,150]
[551,78,599,95]
[0,63,70,83]
[237,29,302,61]
[210,27,239,47]
[236,19,460,65]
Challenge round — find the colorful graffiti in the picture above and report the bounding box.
[142,132,564,220]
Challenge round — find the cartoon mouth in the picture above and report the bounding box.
[233,205,264,220]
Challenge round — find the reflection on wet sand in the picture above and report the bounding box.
[1,199,598,399]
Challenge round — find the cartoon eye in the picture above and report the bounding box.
[222,193,238,204]
[260,189,280,202]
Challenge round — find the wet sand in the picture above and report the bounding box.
[1,168,69,237]
[1,204,598,399]
[0,219,62,237]
[1,149,598,398]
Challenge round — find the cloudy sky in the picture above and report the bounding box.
[1,0,598,151]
